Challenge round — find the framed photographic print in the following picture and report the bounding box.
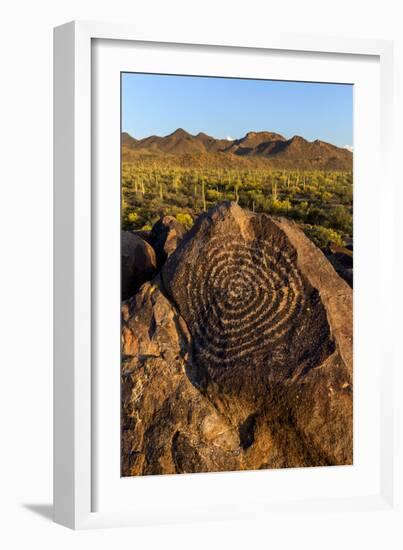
[119,74,355,478]
[54,21,396,529]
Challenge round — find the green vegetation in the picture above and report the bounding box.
[121,162,352,249]
[301,225,345,248]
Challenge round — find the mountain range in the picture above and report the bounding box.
[122,128,352,170]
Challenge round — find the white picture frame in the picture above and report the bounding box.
[54,20,396,530]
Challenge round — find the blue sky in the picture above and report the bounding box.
[122,73,353,148]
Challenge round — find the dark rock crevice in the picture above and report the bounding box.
[238,414,257,450]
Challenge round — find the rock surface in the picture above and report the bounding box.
[326,244,353,288]
[121,277,241,476]
[122,202,353,475]
[121,231,157,300]
[150,216,186,266]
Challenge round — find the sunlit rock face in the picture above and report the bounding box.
[162,202,336,399]
[122,203,353,476]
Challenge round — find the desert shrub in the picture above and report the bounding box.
[176,212,194,230]
[302,224,344,249]
[328,205,352,234]
[268,199,292,216]
[305,206,329,227]
[127,211,140,224]
[121,209,144,230]
[206,189,221,201]
[140,223,152,231]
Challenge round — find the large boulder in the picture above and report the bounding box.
[121,277,241,476]
[121,231,157,300]
[122,202,353,474]
[150,216,186,266]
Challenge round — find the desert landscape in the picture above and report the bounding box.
[122,128,353,286]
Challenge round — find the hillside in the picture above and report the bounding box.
[122,128,353,171]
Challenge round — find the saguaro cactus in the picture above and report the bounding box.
[202,178,207,211]
[271,176,278,201]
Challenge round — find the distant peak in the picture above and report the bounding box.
[245,131,265,137]
[291,135,307,141]
[170,128,191,137]
[121,132,138,145]
[243,130,285,141]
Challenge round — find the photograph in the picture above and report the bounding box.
[120,72,353,477]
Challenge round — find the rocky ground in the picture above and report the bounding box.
[121,202,353,476]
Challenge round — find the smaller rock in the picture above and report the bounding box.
[150,216,186,266]
[132,229,153,245]
[121,231,157,300]
[326,244,353,288]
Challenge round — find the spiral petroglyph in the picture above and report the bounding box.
[162,202,335,392]
[187,234,305,366]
